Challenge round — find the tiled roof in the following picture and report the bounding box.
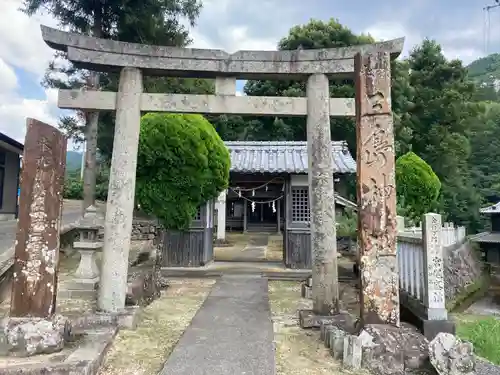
[225,141,356,174]
[480,202,500,214]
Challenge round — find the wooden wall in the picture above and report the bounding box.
[161,201,214,267]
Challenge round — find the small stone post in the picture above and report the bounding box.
[216,190,227,241]
[422,213,447,320]
[306,73,339,315]
[98,67,143,313]
[355,52,400,326]
[396,216,405,232]
[10,118,67,318]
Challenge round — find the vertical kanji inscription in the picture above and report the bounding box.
[10,118,67,318]
[355,52,400,326]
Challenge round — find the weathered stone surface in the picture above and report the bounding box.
[354,52,399,326]
[98,67,143,313]
[423,213,447,320]
[131,219,158,241]
[343,334,364,369]
[307,73,339,316]
[0,314,71,357]
[429,333,475,375]
[329,326,347,359]
[41,25,404,79]
[126,266,160,306]
[360,324,430,375]
[10,118,67,318]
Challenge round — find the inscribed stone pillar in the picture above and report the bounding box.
[10,118,67,318]
[98,67,143,313]
[355,52,400,326]
[422,213,447,320]
[306,73,339,315]
[216,190,227,240]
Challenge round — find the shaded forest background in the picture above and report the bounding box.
[60,18,500,234]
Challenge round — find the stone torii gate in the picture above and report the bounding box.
[41,26,404,326]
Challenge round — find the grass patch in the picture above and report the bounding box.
[98,279,215,375]
[268,281,365,375]
[456,315,500,365]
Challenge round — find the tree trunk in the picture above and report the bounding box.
[82,6,102,214]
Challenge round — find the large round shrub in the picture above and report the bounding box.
[136,113,230,230]
[396,151,441,221]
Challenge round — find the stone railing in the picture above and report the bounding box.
[397,213,467,323]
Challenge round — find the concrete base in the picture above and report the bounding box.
[422,319,456,341]
[0,327,117,375]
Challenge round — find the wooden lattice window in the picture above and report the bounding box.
[291,187,310,223]
[194,206,202,221]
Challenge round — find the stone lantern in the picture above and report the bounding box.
[67,205,104,297]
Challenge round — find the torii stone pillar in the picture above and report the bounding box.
[306,73,339,315]
[98,67,143,313]
[355,52,400,326]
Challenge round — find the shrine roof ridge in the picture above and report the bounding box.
[40,26,404,79]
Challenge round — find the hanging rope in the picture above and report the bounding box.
[228,186,284,204]
[231,177,283,192]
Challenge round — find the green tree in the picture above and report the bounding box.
[469,101,500,202]
[136,114,230,230]
[396,152,441,221]
[405,39,484,231]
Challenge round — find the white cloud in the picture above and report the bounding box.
[0,58,18,95]
[189,25,277,52]
[0,1,61,145]
[364,22,421,59]
[0,0,57,78]
[0,88,59,143]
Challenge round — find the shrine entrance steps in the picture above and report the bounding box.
[159,275,276,375]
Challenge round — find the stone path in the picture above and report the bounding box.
[159,275,276,375]
[222,234,269,262]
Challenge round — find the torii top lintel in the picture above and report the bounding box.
[40,25,404,80]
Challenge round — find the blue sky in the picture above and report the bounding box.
[0,0,498,148]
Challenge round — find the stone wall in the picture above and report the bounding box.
[131,219,158,241]
[443,240,484,304]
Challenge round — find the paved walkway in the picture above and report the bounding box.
[160,275,276,375]
[0,201,86,257]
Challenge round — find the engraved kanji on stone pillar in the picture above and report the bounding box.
[422,213,447,320]
[10,118,67,318]
[354,52,400,326]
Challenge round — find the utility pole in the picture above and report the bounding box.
[484,0,500,53]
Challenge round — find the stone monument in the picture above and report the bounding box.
[1,118,71,357]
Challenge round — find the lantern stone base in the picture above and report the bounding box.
[58,277,99,300]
